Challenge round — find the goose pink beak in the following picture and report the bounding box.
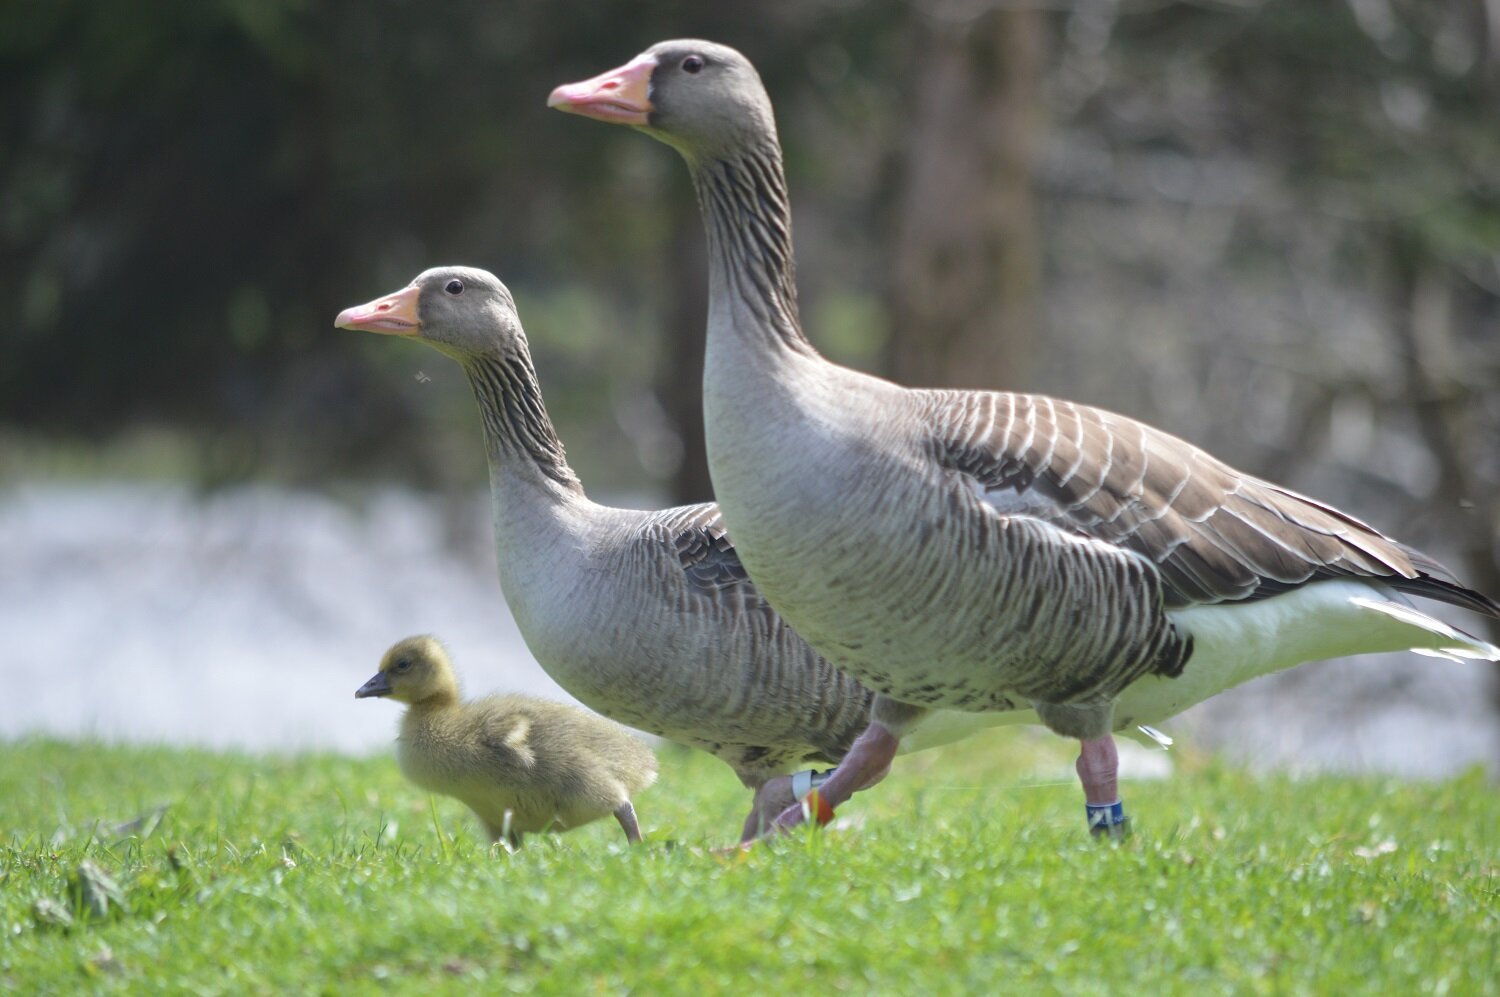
[334,284,422,335]
[547,53,655,126]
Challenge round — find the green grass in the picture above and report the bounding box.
[1,732,1495,994]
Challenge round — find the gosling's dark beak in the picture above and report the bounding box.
[355,672,394,699]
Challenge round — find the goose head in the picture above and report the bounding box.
[548,40,776,160]
[335,266,521,363]
[356,635,461,706]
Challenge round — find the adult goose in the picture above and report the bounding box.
[549,40,1500,837]
[336,266,1002,841]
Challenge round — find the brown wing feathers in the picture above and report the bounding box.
[938,391,1499,617]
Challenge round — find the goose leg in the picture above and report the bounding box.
[740,775,795,843]
[614,800,643,844]
[766,722,897,833]
[1076,735,1125,830]
[765,697,928,836]
[1036,700,1128,838]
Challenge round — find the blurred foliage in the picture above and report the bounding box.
[1,0,1497,507]
[1100,1,1500,273]
[0,0,909,491]
[1044,0,1500,612]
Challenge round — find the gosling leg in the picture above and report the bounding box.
[483,820,524,851]
[613,800,643,844]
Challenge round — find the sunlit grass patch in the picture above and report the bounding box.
[1,735,1494,993]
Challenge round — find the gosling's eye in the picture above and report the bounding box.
[681,55,705,74]
[444,279,464,295]
[394,658,412,672]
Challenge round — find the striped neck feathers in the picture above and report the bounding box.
[461,349,583,495]
[690,139,818,359]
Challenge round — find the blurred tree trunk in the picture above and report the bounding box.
[1387,237,1500,738]
[884,5,1046,389]
[660,185,714,505]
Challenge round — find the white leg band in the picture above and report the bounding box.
[791,770,812,800]
[790,769,830,800]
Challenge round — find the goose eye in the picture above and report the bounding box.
[394,658,412,672]
[682,55,705,74]
[444,279,464,295]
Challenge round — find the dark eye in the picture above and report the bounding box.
[682,55,705,74]
[445,279,464,295]
[394,658,412,672]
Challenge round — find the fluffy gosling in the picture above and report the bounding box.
[356,635,657,847]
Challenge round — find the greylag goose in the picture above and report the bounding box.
[550,40,1500,837]
[336,267,1002,841]
[356,635,658,845]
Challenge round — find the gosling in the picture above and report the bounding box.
[356,635,657,847]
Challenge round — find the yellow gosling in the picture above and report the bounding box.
[356,635,657,847]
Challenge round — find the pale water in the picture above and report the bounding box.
[2,482,1494,776]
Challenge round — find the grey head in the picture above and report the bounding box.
[334,265,522,362]
[548,39,778,161]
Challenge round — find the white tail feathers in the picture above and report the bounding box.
[1136,724,1174,748]
[1119,724,1175,749]
[1350,597,1500,662]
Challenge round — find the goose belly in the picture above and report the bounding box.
[703,369,1178,711]
[715,480,1172,712]
[508,562,870,770]
[496,554,733,728]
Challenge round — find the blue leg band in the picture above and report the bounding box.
[1086,800,1127,836]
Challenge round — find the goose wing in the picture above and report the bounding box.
[661,503,757,594]
[637,502,781,616]
[929,390,1497,616]
[636,501,874,767]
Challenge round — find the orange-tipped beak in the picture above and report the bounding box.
[547,53,655,126]
[334,284,422,335]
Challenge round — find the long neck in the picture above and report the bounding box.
[461,349,585,503]
[690,139,818,360]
